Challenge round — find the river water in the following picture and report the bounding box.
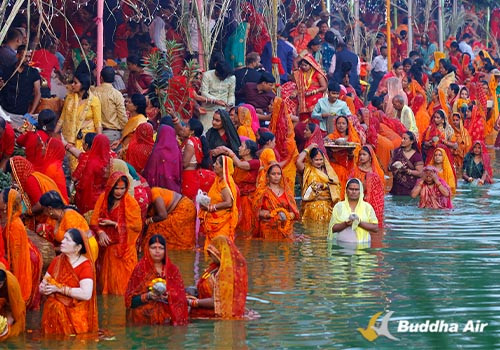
[6,149,500,349]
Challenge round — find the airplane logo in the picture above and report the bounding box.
[358,311,399,341]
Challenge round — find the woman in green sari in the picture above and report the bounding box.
[224,22,249,69]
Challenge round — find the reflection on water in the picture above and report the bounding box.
[5,150,500,349]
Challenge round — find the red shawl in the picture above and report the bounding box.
[125,123,154,174]
[241,2,271,54]
[124,245,188,325]
[41,138,68,201]
[464,105,485,142]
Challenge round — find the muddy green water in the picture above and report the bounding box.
[5,150,500,349]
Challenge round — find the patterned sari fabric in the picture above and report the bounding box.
[181,136,216,201]
[199,156,239,250]
[304,125,326,155]
[10,156,67,215]
[293,54,327,116]
[191,236,247,319]
[41,138,68,200]
[125,246,188,325]
[270,97,299,188]
[421,113,456,162]
[237,107,256,141]
[464,105,485,143]
[428,147,457,194]
[41,229,98,335]
[73,135,113,215]
[0,263,26,341]
[253,164,299,240]
[145,188,196,250]
[1,190,42,310]
[416,166,453,209]
[124,123,154,174]
[90,172,142,295]
[301,151,341,222]
[449,114,471,170]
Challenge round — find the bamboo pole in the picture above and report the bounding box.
[96,0,104,85]
[195,0,205,70]
[486,7,490,48]
[354,0,360,55]
[438,0,443,51]
[393,3,397,31]
[408,0,413,52]
[386,0,391,70]
[271,0,280,89]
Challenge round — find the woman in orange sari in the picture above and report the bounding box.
[125,235,188,325]
[293,54,328,120]
[450,112,472,170]
[144,187,196,250]
[8,156,67,217]
[111,94,148,151]
[0,188,42,310]
[39,191,99,261]
[253,163,299,240]
[296,146,340,223]
[0,264,25,341]
[123,122,154,174]
[349,145,385,225]
[39,228,98,335]
[90,172,142,295]
[199,156,239,250]
[187,235,247,319]
[270,97,299,188]
[428,147,457,194]
[40,138,68,200]
[219,141,260,238]
[327,116,362,196]
[230,106,256,141]
[464,104,485,143]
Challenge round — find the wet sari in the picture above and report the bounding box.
[416,166,453,209]
[1,189,42,309]
[270,97,299,188]
[143,125,182,193]
[190,236,247,319]
[40,138,68,200]
[463,140,493,184]
[0,264,25,341]
[428,147,457,194]
[125,246,188,325]
[253,164,299,240]
[90,172,142,295]
[301,151,341,222]
[41,229,98,335]
[233,158,260,238]
[389,147,424,196]
[124,122,154,174]
[145,187,196,250]
[293,54,327,117]
[199,156,239,250]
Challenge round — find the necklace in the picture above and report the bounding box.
[271,186,283,197]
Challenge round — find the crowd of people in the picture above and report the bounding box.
[0,1,498,341]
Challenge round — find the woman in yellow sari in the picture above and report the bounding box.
[428,147,457,194]
[0,264,25,341]
[449,112,472,170]
[230,106,256,141]
[39,228,98,335]
[253,163,299,240]
[0,189,42,310]
[199,156,239,250]
[269,97,299,188]
[39,190,99,261]
[296,145,340,222]
[55,72,102,170]
[111,94,148,151]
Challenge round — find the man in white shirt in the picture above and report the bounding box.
[149,7,174,52]
[458,34,474,60]
[367,46,388,101]
[392,95,419,139]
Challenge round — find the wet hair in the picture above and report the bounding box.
[449,83,460,96]
[266,163,281,176]
[259,72,275,84]
[328,81,340,92]
[84,132,97,148]
[107,175,129,210]
[130,93,147,115]
[100,66,115,83]
[404,131,419,151]
[40,190,68,209]
[66,228,87,255]
[74,72,91,99]
[188,119,212,169]
[214,61,233,80]
[37,109,57,132]
[257,131,275,146]
[244,139,258,159]
[309,147,324,159]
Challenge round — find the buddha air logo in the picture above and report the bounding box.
[358,311,488,342]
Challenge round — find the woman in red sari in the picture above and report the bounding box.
[293,54,328,121]
[0,188,42,310]
[187,235,247,319]
[40,138,68,201]
[72,134,113,215]
[90,172,142,295]
[39,228,98,335]
[253,163,299,240]
[241,2,271,54]
[125,235,188,325]
[411,166,453,209]
[421,109,457,162]
[181,119,215,201]
[124,122,154,174]
[349,145,385,226]
[464,104,485,143]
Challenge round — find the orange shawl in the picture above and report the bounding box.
[0,263,25,341]
[207,236,247,318]
[121,114,148,146]
[237,107,256,141]
[428,147,457,194]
